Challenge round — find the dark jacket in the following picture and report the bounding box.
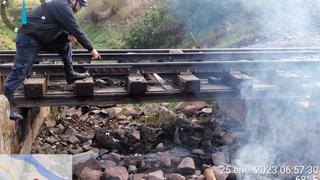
[21,0,93,51]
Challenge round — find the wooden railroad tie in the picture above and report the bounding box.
[177,73,200,93]
[127,74,147,95]
[223,71,253,93]
[75,77,94,97]
[23,77,47,98]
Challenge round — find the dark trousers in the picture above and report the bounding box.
[4,33,72,103]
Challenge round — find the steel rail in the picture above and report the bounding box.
[3,47,320,54]
[1,48,320,63]
[0,60,319,76]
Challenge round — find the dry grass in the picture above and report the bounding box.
[80,0,155,26]
[118,0,154,19]
[12,0,39,6]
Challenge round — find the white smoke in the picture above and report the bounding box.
[233,0,320,173]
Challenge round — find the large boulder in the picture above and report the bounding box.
[0,95,15,153]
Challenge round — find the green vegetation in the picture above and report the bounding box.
[0,19,15,50]
[124,5,181,48]
[1,0,296,49]
[81,0,258,48]
[81,25,125,48]
[49,107,60,122]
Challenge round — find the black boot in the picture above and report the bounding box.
[7,99,23,121]
[64,61,90,84]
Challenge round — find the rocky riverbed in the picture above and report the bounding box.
[32,102,242,180]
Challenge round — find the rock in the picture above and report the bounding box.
[176,102,188,110]
[167,173,185,180]
[64,126,77,135]
[118,115,128,121]
[128,165,138,173]
[44,119,56,128]
[74,158,102,178]
[156,143,164,151]
[82,140,92,146]
[102,166,128,180]
[41,143,52,153]
[76,132,95,142]
[73,150,99,166]
[63,135,81,144]
[190,175,205,180]
[133,174,145,180]
[212,152,229,165]
[46,136,58,144]
[92,109,101,114]
[82,145,92,151]
[221,134,235,145]
[100,160,117,169]
[213,127,225,138]
[123,156,144,167]
[144,158,160,169]
[99,149,109,156]
[183,105,202,116]
[195,170,202,176]
[129,129,141,141]
[177,157,196,175]
[68,147,84,154]
[55,143,63,153]
[113,107,123,114]
[192,149,205,156]
[147,170,164,180]
[176,101,207,112]
[123,107,138,117]
[201,108,213,114]
[107,108,117,119]
[160,153,171,167]
[141,104,156,114]
[154,163,160,168]
[105,152,122,163]
[213,165,230,180]
[127,116,133,121]
[116,129,125,138]
[159,107,175,117]
[79,167,102,180]
[92,148,100,154]
[204,168,217,180]
[48,129,57,136]
[56,124,65,132]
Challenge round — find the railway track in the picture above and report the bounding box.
[1,48,320,63]
[0,48,319,107]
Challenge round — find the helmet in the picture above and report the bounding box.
[78,0,88,7]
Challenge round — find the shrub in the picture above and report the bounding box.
[124,5,182,48]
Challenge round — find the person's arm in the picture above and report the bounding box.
[49,3,93,51]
